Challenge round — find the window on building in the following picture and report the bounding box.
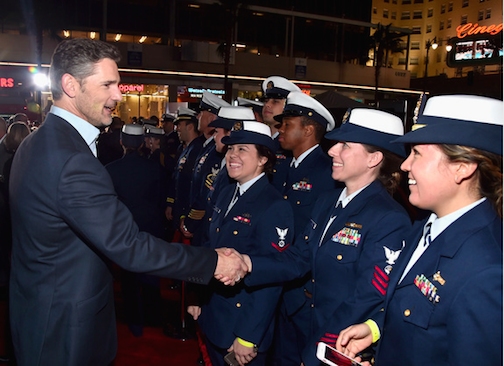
[401,11,411,19]
[428,8,433,17]
[398,57,407,65]
[373,7,377,14]
[462,0,469,7]
[413,10,423,18]
[410,57,419,65]
[391,11,397,19]
[426,24,432,33]
[414,0,424,3]
[411,41,421,49]
[440,21,444,30]
[448,2,453,10]
[447,18,452,28]
[399,41,408,49]
[402,0,412,3]
[485,9,491,19]
[412,26,422,34]
[384,0,389,2]
[392,0,397,3]
[411,72,418,78]
[461,14,468,24]
[441,4,446,13]
[383,9,389,18]
[478,10,484,20]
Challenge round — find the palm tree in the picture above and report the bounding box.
[369,23,406,103]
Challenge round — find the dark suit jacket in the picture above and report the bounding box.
[9,113,218,366]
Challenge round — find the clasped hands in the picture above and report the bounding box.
[214,247,252,286]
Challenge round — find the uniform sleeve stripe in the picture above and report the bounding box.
[372,278,387,296]
[374,265,389,282]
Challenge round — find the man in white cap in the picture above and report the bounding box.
[106,124,168,337]
[271,91,340,365]
[166,107,204,238]
[261,76,301,192]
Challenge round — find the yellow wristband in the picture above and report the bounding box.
[364,319,381,343]
[237,337,255,348]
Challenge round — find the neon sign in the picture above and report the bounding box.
[0,78,14,88]
[456,23,503,39]
[119,84,144,93]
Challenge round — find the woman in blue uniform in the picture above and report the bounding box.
[301,108,412,365]
[336,95,503,366]
[188,121,295,366]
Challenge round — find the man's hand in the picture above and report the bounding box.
[336,323,374,359]
[215,251,252,284]
[228,338,257,366]
[214,248,249,286]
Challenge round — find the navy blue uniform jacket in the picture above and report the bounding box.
[374,199,502,366]
[8,114,218,366]
[302,181,411,365]
[198,175,294,351]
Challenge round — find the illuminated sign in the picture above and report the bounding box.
[119,84,144,93]
[456,23,503,39]
[0,77,14,88]
[447,33,502,67]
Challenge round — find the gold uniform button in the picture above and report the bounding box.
[296,201,300,205]
[273,169,277,173]
[216,228,220,233]
[310,304,314,308]
[208,217,212,222]
[336,254,343,260]
[404,309,411,317]
[233,230,238,235]
[283,195,288,199]
[304,235,309,240]
[311,278,315,283]
[236,303,241,308]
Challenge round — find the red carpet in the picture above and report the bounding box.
[0,277,206,365]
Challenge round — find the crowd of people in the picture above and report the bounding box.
[1,37,502,366]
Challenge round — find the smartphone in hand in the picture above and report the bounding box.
[224,351,240,366]
[316,342,363,366]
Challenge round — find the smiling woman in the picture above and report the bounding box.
[189,121,295,366]
[336,95,503,366]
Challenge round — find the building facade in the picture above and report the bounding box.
[371,0,502,78]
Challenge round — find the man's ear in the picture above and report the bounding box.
[61,73,78,98]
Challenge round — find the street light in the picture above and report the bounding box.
[424,37,438,78]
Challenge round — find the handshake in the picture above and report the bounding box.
[214,248,252,286]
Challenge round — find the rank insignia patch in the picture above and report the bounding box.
[233,215,251,225]
[272,227,290,252]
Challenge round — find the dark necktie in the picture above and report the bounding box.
[423,222,432,248]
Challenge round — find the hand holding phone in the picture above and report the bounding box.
[316,342,364,366]
[224,351,240,366]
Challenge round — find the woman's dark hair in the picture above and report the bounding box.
[363,144,404,195]
[50,38,121,100]
[4,122,30,153]
[440,144,502,218]
[255,144,276,176]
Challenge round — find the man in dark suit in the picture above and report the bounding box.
[8,38,248,366]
